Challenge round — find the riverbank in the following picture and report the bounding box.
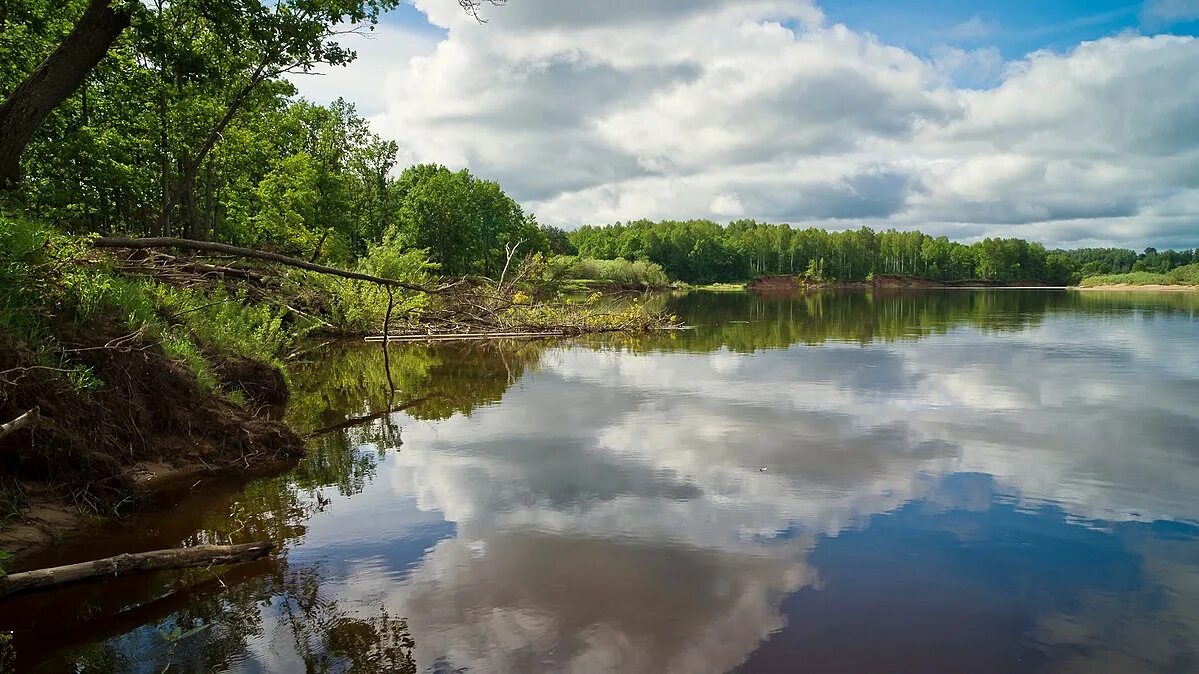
[0,228,677,564]
[1073,284,1198,292]
[1076,264,1199,289]
[0,315,305,561]
[746,275,1052,292]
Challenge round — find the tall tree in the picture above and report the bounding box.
[0,0,130,188]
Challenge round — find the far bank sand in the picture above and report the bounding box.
[1074,284,1198,292]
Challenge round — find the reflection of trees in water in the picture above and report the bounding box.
[277,567,417,673]
[50,341,553,670]
[287,340,546,433]
[67,564,417,673]
[584,290,1199,354]
[36,290,1197,670]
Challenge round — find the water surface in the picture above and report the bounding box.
[5,289,1199,673]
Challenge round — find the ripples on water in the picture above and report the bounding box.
[5,290,1198,673]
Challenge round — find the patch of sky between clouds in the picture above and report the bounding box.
[287,4,443,117]
[820,0,1196,58]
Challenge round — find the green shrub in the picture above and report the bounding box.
[1079,263,1199,287]
[319,242,436,334]
[549,256,669,288]
[151,285,294,368]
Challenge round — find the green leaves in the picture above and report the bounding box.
[390,164,546,277]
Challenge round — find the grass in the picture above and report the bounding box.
[0,210,302,394]
[690,282,747,291]
[1078,264,1199,287]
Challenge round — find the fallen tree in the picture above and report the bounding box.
[91,237,680,339]
[0,407,38,442]
[0,542,274,598]
[92,237,451,295]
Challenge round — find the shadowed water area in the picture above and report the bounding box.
[3,289,1198,673]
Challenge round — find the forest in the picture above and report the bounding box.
[567,220,1198,285]
[2,1,1193,290]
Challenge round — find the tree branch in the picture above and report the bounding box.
[0,407,38,442]
[92,237,448,294]
[0,542,274,598]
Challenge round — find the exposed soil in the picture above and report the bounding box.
[207,351,290,407]
[0,314,303,559]
[747,275,1053,292]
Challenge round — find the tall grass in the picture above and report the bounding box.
[1079,263,1199,287]
[0,211,306,393]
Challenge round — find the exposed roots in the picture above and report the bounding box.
[0,315,303,512]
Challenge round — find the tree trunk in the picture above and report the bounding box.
[157,65,267,235]
[0,0,130,189]
[0,542,274,598]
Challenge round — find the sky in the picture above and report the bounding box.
[291,0,1199,249]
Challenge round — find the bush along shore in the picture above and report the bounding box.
[0,214,676,559]
[1076,263,1199,290]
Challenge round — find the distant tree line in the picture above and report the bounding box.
[1057,247,1196,276]
[568,220,1197,285]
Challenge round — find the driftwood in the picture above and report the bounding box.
[0,542,274,598]
[92,237,447,294]
[0,407,38,441]
[365,331,567,342]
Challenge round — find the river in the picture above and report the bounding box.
[5,289,1198,673]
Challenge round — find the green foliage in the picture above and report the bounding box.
[150,286,296,369]
[569,220,1196,286]
[0,211,309,393]
[389,164,547,277]
[312,241,436,335]
[548,256,670,288]
[1079,263,1199,287]
[0,628,11,671]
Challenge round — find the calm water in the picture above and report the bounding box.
[4,290,1199,673]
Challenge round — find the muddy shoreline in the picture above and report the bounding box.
[0,317,304,564]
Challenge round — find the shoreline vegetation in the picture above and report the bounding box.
[0,220,676,561]
[1076,265,1199,289]
[1075,284,1199,292]
[0,0,1195,578]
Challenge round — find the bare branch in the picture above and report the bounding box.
[0,407,38,442]
[92,237,451,294]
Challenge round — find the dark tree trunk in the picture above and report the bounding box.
[0,0,130,189]
[157,64,267,236]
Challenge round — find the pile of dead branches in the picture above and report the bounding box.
[92,237,677,340]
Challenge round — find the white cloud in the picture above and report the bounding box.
[296,1,1199,248]
[1141,0,1199,25]
[288,20,441,117]
[947,15,994,42]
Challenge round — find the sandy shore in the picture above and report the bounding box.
[1074,284,1198,292]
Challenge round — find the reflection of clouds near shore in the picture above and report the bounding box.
[325,310,1198,672]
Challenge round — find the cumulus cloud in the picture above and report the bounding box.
[313,0,1199,248]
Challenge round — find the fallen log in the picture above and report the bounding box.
[365,331,566,342]
[0,407,38,441]
[92,237,447,295]
[0,542,274,599]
